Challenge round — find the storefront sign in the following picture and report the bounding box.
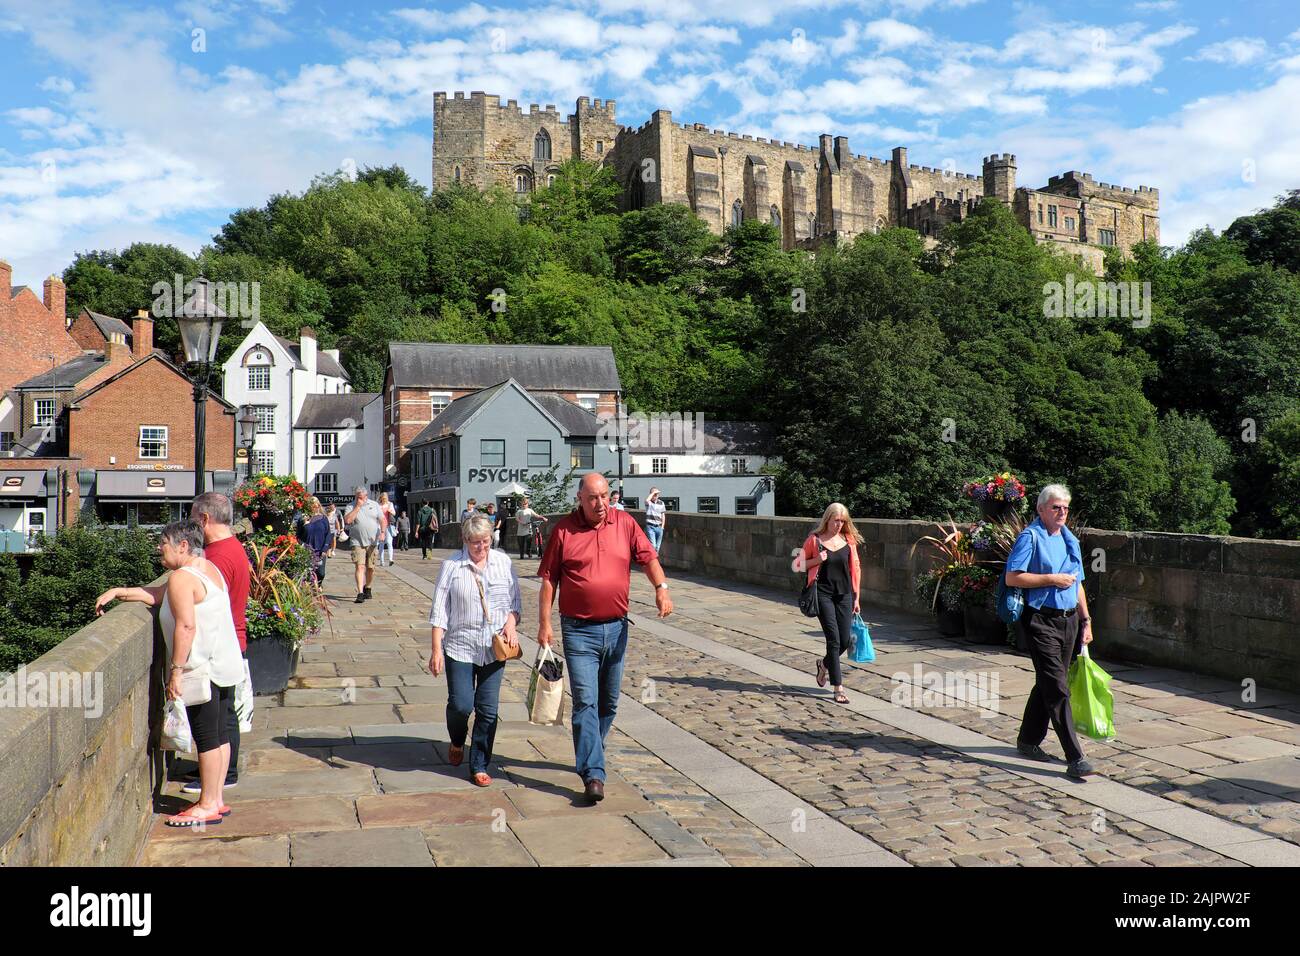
[466,468,533,483]
[126,463,185,471]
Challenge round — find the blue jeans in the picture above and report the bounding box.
[645,523,663,552]
[560,616,629,783]
[444,657,506,775]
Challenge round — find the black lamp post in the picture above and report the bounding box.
[175,279,225,496]
[237,405,257,479]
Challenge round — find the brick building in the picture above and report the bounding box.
[433,92,1159,269]
[383,343,621,478]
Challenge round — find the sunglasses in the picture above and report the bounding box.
[1047,504,1070,513]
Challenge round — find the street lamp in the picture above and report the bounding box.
[237,405,257,479]
[175,279,225,496]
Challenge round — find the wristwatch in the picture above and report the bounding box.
[656,582,670,591]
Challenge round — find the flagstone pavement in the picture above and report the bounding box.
[141,547,1300,867]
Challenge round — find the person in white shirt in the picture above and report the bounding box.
[611,491,626,510]
[428,514,522,786]
[644,487,667,553]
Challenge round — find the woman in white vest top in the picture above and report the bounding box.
[96,520,245,828]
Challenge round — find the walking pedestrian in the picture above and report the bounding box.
[304,496,331,585]
[95,521,244,826]
[643,487,666,553]
[417,502,437,559]
[327,503,342,557]
[460,498,477,522]
[183,491,251,793]
[799,503,861,705]
[398,511,411,550]
[345,486,386,604]
[428,514,522,786]
[514,496,546,559]
[537,473,672,802]
[484,502,501,547]
[378,492,397,566]
[1005,484,1097,780]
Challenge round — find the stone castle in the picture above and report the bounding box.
[433,91,1160,269]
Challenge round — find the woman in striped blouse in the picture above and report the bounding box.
[428,513,523,786]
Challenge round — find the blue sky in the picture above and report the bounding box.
[2,0,1299,286]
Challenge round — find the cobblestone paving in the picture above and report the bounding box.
[621,570,1300,852]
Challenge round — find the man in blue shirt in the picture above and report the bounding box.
[1005,484,1098,780]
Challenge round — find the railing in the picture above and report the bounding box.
[0,530,37,553]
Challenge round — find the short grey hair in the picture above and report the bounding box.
[160,520,205,555]
[190,491,232,525]
[462,514,494,542]
[354,486,367,496]
[1037,484,1072,508]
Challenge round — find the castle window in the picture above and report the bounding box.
[596,140,604,155]
[548,174,556,187]
[1048,205,1058,228]
[1065,216,1075,233]
[1099,229,1116,247]
[921,220,931,236]
[1037,204,1043,224]
[454,166,461,182]
[731,200,743,228]
[534,129,551,161]
[809,214,818,237]
[515,171,532,194]
[875,217,884,234]
[770,205,781,232]
[936,191,944,199]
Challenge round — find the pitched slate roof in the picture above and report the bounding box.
[13,352,109,390]
[86,309,132,340]
[628,419,776,455]
[294,393,377,429]
[388,343,620,391]
[272,335,350,381]
[533,393,603,438]
[407,381,511,446]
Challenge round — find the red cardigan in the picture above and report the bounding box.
[802,533,861,603]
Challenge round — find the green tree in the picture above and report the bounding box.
[1259,408,1300,537]
[1150,412,1236,534]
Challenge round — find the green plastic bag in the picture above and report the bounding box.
[1067,645,1115,741]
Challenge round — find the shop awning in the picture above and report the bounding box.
[94,471,218,499]
[0,471,46,498]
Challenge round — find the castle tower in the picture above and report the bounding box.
[433,91,489,189]
[982,153,1017,205]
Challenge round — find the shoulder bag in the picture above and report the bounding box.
[474,571,522,662]
[798,537,821,617]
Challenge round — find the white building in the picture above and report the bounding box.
[221,323,380,489]
[626,419,776,478]
[292,393,383,504]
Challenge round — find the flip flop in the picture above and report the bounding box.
[834,691,850,704]
[471,772,492,787]
[164,805,223,827]
[219,805,232,817]
[816,660,828,688]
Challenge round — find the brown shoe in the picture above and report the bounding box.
[583,778,605,803]
[448,744,464,767]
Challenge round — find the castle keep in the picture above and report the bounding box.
[433,92,1159,269]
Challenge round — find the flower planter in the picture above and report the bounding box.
[936,607,966,638]
[962,605,1008,645]
[246,638,300,695]
[979,500,1017,522]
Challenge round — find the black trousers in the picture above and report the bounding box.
[1017,608,1084,763]
[420,530,433,558]
[190,683,235,755]
[816,588,854,686]
[518,534,534,559]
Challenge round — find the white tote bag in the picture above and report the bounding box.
[526,645,566,725]
[161,699,194,753]
[234,658,255,732]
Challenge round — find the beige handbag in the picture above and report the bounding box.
[474,573,522,662]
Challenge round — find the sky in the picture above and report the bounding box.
[1,0,1299,286]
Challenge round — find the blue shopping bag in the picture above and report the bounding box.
[849,613,875,663]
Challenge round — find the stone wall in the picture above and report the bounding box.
[650,513,1300,691]
[0,592,161,865]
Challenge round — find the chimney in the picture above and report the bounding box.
[0,260,10,320]
[105,331,130,365]
[132,309,153,358]
[300,325,317,378]
[43,275,66,324]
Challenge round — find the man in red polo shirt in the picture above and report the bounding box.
[184,491,251,792]
[538,473,673,803]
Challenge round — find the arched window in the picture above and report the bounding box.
[731,200,743,228]
[514,170,532,194]
[770,205,781,233]
[875,216,885,234]
[547,173,556,187]
[809,213,818,237]
[454,166,461,182]
[534,129,551,161]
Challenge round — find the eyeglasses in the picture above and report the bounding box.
[1047,504,1070,513]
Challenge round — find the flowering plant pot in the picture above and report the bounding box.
[962,472,1027,513]
[937,607,966,637]
[962,604,1008,645]
[235,475,310,533]
[246,635,300,695]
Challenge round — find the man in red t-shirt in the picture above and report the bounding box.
[185,491,252,791]
[537,473,673,802]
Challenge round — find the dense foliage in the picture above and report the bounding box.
[62,162,1300,538]
[0,522,162,670]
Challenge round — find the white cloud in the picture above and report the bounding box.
[235,14,295,49]
[1008,23,1197,93]
[40,76,75,95]
[1188,38,1268,66]
[863,18,930,50]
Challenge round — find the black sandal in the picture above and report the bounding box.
[834,690,850,704]
[816,660,828,687]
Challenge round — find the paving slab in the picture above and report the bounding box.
[357,789,519,828]
[142,835,290,867]
[376,766,502,793]
[350,722,446,745]
[1199,756,1300,795]
[1134,745,1232,771]
[1114,720,1222,749]
[628,810,725,860]
[422,823,537,866]
[329,742,443,770]
[211,766,377,802]
[242,746,333,774]
[509,814,670,866]
[1186,736,1300,763]
[291,827,434,866]
[504,781,654,818]
[287,727,354,747]
[147,796,360,842]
